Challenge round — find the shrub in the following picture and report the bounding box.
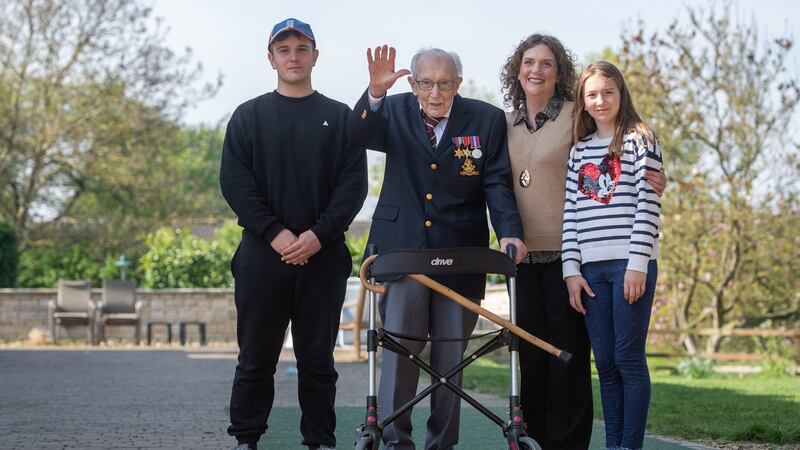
[345,232,370,276]
[761,358,794,377]
[139,222,239,288]
[17,245,119,287]
[676,357,716,379]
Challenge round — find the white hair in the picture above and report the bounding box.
[410,48,462,78]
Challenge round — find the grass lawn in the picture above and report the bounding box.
[462,357,800,445]
[263,407,692,449]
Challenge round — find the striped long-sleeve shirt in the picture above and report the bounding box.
[561,131,663,278]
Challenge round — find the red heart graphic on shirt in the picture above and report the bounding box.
[578,154,621,204]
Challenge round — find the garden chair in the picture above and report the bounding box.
[48,280,96,344]
[95,279,143,345]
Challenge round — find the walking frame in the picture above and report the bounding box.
[353,245,572,450]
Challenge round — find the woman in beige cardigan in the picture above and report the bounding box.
[500,34,665,449]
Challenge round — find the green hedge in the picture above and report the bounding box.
[139,222,239,288]
[345,232,369,276]
[17,245,119,287]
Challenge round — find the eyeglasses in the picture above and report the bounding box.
[414,79,457,91]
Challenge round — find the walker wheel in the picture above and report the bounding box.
[354,435,375,450]
[517,436,542,450]
[519,436,542,450]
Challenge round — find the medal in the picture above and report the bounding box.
[471,136,482,159]
[460,158,479,176]
[452,137,471,158]
[453,136,480,176]
[453,137,471,158]
[520,169,531,188]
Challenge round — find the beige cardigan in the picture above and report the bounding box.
[505,101,574,251]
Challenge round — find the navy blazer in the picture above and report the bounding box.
[350,89,523,298]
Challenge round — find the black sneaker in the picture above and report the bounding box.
[232,443,256,450]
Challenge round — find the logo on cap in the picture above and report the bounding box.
[269,17,315,46]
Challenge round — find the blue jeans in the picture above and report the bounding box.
[581,259,657,450]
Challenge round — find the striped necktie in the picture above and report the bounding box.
[421,110,442,147]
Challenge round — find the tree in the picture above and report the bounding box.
[35,123,231,253]
[614,1,800,354]
[168,125,230,219]
[0,0,219,246]
[459,79,501,107]
[0,221,18,286]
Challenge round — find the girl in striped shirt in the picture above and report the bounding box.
[562,61,663,450]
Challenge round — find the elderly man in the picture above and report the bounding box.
[350,46,526,450]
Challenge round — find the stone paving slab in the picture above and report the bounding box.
[0,349,711,449]
[0,349,234,449]
[0,348,503,449]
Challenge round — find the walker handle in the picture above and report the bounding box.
[505,242,516,262]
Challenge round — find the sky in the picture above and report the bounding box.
[151,0,800,126]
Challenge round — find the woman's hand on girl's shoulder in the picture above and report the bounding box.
[642,129,666,196]
[645,168,667,196]
[565,275,595,315]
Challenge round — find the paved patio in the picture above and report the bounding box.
[0,348,711,449]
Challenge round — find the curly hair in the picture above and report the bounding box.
[500,34,577,110]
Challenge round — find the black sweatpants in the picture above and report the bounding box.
[516,259,593,450]
[227,230,352,447]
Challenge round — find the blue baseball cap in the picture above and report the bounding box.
[268,18,315,47]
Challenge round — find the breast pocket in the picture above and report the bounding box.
[372,205,398,221]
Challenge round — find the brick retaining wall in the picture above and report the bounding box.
[0,288,236,343]
[1,281,511,344]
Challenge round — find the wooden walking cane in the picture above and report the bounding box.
[359,254,572,363]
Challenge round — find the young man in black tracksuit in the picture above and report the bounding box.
[219,18,367,450]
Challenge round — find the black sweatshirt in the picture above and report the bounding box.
[219,91,367,246]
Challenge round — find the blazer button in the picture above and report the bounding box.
[425,220,432,228]
[425,193,433,200]
[430,163,438,170]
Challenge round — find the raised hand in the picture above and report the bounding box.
[367,45,411,98]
